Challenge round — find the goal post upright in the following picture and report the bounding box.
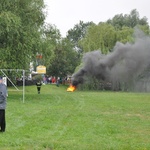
[23,69,25,103]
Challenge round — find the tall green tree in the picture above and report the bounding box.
[47,38,79,77]
[39,24,79,77]
[79,23,116,53]
[107,9,149,29]
[0,0,45,70]
[38,24,61,69]
[66,21,94,55]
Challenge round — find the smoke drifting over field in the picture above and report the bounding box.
[72,29,150,91]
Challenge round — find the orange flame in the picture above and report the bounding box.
[67,85,76,92]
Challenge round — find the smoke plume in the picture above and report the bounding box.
[72,29,150,91]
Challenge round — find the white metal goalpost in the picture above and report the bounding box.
[0,69,26,103]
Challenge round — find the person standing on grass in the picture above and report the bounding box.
[0,77,7,133]
[56,77,60,87]
[36,80,42,94]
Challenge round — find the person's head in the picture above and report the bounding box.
[0,77,3,83]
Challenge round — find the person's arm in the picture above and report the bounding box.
[1,85,7,99]
[0,91,5,103]
[0,93,3,103]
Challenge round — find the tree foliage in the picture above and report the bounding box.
[79,9,149,54]
[107,9,149,29]
[47,38,79,77]
[39,24,79,77]
[39,24,61,68]
[1,3,150,80]
[66,20,94,55]
[79,23,116,53]
[116,26,134,44]
[0,0,45,69]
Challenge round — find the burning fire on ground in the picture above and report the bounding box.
[67,85,76,92]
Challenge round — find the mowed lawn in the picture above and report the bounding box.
[0,84,150,150]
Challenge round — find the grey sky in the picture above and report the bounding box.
[44,0,150,37]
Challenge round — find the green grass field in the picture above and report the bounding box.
[1,84,150,150]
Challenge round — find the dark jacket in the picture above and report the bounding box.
[0,83,7,109]
[36,82,42,87]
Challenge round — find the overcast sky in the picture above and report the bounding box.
[44,0,150,37]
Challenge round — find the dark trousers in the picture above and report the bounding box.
[37,87,41,94]
[0,109,6,132]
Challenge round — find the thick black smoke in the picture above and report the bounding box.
[72,29,150,91]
